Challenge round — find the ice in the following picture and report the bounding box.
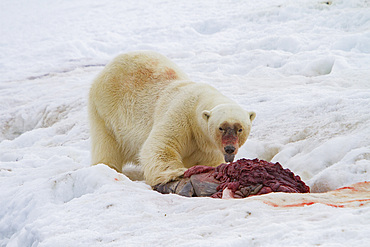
[1,0,370,246]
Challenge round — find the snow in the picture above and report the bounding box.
[1,0,370,246]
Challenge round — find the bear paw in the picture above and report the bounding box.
[147,167,187,186]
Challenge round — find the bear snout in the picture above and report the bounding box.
[224,145,237,163]
[224,145,236,154]
[224,153,235,163]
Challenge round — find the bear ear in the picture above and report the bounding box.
[249,111,256,122]
[202,110,211,121]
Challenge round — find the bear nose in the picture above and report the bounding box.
[224,145,235,154]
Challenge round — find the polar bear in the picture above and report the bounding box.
[89,51,256,186]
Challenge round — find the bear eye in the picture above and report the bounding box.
[219,127,224,131]
[238,129,243,132]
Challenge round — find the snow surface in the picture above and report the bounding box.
[1,0,370,246]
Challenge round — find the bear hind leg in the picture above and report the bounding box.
[89,104,124,173]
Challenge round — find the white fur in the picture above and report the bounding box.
[88,51,256,186]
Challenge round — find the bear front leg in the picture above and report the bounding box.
[140,140,187,186]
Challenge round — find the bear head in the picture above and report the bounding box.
[202,104,256,163]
